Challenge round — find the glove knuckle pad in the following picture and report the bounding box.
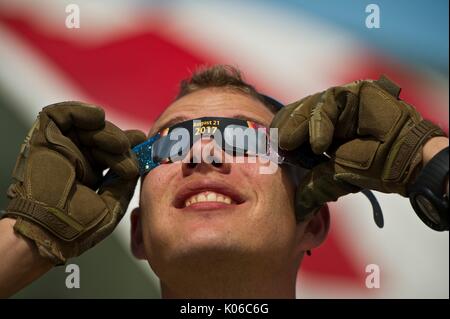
[68,184,109,233]
[334,139,380,170]
[358,85,402,140]
[27,149,75,208]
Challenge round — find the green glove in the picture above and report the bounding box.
[2,101,146,265]
[271,75,447,221]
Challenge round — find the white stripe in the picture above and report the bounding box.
[159,0,365,100]
[318,193,449,298]
[0,0,147,44]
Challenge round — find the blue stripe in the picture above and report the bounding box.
[254,0,448,73]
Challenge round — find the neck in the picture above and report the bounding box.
[159,253,300,298]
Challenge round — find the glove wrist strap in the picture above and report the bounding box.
[384,120,446,185]
[5,198,83,241]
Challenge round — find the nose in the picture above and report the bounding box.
[182,136,231,175]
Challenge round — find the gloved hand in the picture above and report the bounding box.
[271,75,446,221]
[2,101,146,265]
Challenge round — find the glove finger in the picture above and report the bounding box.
[308,89,342,154]
[124,129,147,148]
[271,93,322,150]
[77,121,131,154]
[44,118,101,186]
[43,101,105,132]
[98,176,138,222]
[270,100,298,130]
[295,161,360,221]
[91,148,139,179]
[95,131,142,221]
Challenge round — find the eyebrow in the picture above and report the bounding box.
[156,116,189,132]
[150,114,269,136]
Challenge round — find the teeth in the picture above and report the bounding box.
[184,191,234,207]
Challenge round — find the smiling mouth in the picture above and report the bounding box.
[184,191,235,208]
[174,181,246,210]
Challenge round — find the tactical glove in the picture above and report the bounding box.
[2,101,146,265]
[271,75,446,221]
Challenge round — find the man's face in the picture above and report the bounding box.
[135,88,307,279]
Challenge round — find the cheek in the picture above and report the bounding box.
[240,163,295,212]
[139,164,182,236]
[237,164,297,244]
[141,162,183,199]
[141,166,169,209]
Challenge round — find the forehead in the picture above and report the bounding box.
[150,89,274,135]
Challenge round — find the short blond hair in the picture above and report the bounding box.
[176,65,279,113]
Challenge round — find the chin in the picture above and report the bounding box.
[181,229,236,251]
[169,231,253,261]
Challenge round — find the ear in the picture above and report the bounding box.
[130,207,146,260]
[296,204,330,254]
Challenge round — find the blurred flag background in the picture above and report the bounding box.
[0,0,448,298]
